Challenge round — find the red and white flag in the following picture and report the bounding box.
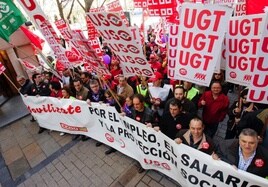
[18,58,37,71]
[0,62,6,75]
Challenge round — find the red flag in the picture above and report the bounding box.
[246,0,268,15]
[0,62,6,75]
[20,26,45,50]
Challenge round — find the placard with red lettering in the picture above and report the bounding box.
[147,0,177,17]
[16,0,71,68]
[55,19,84,65]
[106,0,129,26]
[225,13,267,86]
[247,14,268,104]
[174,3,232,87]
[0,61,6,75]
[86,12,154,77]
[86,7,106,39]
[168,25,179,79]
[40,21,71,68]
[234,0,246,16]
[134,0,148,8]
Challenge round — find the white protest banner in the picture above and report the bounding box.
[168,25,179,79]
[247,13,268,104]
[21,95,268,187]
[86,12,154,77]
[174,3,232,86]
[225,13,267,86]
[16,0,72,68]
[106,0,129,26]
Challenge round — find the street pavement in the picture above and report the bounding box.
[0,91,238,187]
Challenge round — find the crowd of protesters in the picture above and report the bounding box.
[16,30,268,177]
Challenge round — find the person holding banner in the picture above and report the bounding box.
[198,81,229,138]
[175,117,215,155]
[214,128,268,178]
[29,73,51,133]
[130,94,156,173]
[72,78,90,141]
[157,99,193,140]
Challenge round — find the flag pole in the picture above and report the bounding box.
[3,72,19,92]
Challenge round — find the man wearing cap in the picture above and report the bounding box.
[149,72,173,117]
[149,54,163,73]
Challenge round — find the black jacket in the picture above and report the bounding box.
[216,139,268,178]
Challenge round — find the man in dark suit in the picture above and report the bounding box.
[214,128,268,178]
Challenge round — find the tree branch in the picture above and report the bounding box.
[76,0,86,12]
[67,0,75,20]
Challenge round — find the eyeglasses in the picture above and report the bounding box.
[215,73,221,75]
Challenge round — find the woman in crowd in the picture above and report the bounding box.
[225,88,258,139]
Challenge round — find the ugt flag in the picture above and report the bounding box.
[0,0,26,42]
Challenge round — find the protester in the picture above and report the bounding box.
[207,71,229,95]
[213,128,268,178]
[121,95,133,117]
[17,75,32,95]
[156,99,193,140]
[130,94,156,173]
[149,72,173,117]
[117,75,134,100]
[198,81,229,138]
[164,85,197,115]
[148,54,163,73]
[175,117,215,155]
[72,78,89,141]
[225,88,259,139]
[87,79,106,103]
[62,86,75,99]
[136,76,150,107]
[29,73,51,133]
[50,81,63,98]
[80,72,91,89]
[183,81,200,108]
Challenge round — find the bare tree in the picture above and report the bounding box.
[76,0,95,12]
[55,0,75,20]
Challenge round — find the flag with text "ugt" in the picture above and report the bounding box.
[0,0,26,42]
[0,61,6,75]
